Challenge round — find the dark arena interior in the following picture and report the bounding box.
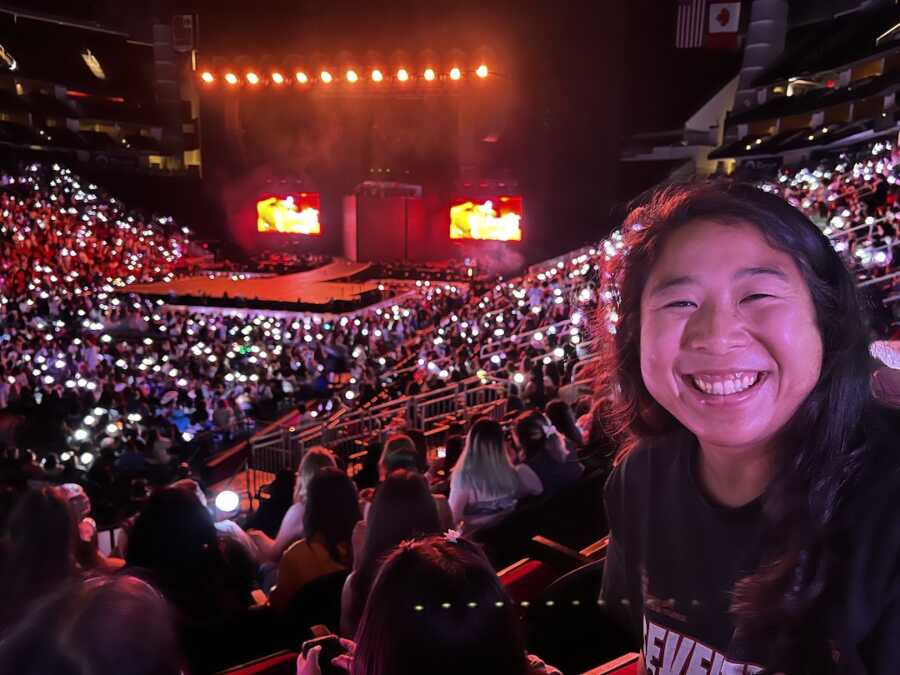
[0,1,899,674]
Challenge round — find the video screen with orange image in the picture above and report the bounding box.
[449,196,523,241]
[257,193,322,235]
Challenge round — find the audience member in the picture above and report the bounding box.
[299,535,561,675]
[270,467,361,611]
[125,486,253,622]
[599,182,900,673]
[0,576,180,675]
[544,398,584,448]
[448,419,542,533]
[340,469,442,636]
[0,486,77,631]
[249,447,338,562]
[513,410,584,495]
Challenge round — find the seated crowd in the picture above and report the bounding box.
[0,161,600,528]
[1,136,899,674]
[0,390,595,674]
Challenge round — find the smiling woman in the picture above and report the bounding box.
[640,220,824,507]
[595,182,900,674]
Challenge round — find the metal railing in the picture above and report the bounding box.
[247,375,507,474]
[859,269,900,288]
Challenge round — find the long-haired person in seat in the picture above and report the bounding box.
[597,182,900,674]
[298,535,561,675]
[0,575,180,675]
[270,467,361,611]
[0,486,78,631]
[513,409,584,495]
[448,418,543,534]
[248,446,338,562]
[340,469,442,637]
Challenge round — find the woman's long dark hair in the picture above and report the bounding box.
[302,467,361,567]
[352,536,530,675]
[513,410,554,461]
[125,486,225,620]
[0,576,180,675]
[594,181,890,672]
[0,487,77,631]
[346,469,441,635]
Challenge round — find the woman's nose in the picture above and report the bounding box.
[683,301,747,354]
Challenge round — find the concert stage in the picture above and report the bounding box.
[125,259,381,308]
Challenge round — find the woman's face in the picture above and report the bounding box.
[639,220,823,455]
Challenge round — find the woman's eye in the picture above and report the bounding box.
[741,293,773,303]
[663,300,696,309]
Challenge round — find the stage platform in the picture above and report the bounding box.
[125,260,379,306]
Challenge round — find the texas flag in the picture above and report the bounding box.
[707,2,741,49]
[709,2,741,32]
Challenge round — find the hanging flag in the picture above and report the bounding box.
[708,2,741,33]
[171,14,195,53]
[706,2,741,49]
[676,0,707,49]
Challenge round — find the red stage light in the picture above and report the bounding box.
[476,64,488,78]
[346,69,359,83]
[321,70,333,84]
[224,72,238,85]
[200,71,215,84]
[296,71,309,84]
[423,68,436,81]
[449,67,461,80]
[396,68,409,82]
[246,72,260,85]
[271,72,285,85]
[371,69,384,82]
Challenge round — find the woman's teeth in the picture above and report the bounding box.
[691,372,761,396]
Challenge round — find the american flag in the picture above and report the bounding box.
[676,0,706,48]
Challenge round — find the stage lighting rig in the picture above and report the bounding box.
[198,59,494,92]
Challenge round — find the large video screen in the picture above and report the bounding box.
[449,196,522,241]
[257,193,322,235]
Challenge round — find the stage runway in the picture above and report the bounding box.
[124,260,378,304]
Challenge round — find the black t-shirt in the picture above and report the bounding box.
[602,426,900,674]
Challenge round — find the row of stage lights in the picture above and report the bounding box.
[199,64,490,87]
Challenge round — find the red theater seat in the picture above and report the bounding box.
[581,652,640,675]
[498,558,560,605]
[215,650,297,675]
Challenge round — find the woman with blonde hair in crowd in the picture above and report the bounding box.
[248,446,337,562]
[448,418,542,534]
